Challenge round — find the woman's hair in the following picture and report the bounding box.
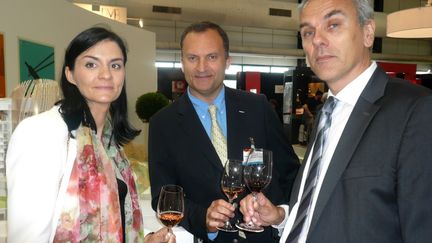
[57,26,140,146]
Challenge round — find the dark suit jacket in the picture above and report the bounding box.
[289,67,432,243]
[149,87,299,243]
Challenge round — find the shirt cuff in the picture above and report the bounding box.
[271,204,289,236]
[208,231,218,241]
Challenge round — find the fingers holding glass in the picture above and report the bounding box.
[236,149,272,233]
[216,159,245,232]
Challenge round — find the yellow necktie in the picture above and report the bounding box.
[208,104,227,165]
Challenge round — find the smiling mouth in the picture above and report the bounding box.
[195,75,212,79]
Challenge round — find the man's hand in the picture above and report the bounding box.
[144,227,176,243]
[239,192,285,226]
[206,199,235,232]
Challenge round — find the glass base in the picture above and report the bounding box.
[217,224,238,232]
[235,222,264,233]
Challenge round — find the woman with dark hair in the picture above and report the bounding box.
[6,27,175,243]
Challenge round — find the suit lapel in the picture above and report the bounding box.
[176,93,224,171]
[308,67,389,233]
[225,87,247,161]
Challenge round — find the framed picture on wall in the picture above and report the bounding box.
[18,39,55,83]
[0,33,5,97]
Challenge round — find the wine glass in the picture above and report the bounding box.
[217,159,245,232]
[157,185,184,229]
[236,148,273,233]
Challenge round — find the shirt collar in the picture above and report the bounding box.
[187,86,225,112]
[329,62,377,106]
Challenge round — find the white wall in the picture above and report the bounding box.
[0,0,156,145]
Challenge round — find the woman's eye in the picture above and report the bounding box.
[112,63,123,69]
[85,62,97,68]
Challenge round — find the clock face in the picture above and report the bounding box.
[19,39,55,83]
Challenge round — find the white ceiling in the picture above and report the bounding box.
[74,0,303,31]
[69,0,432,65]
[71,0,389,36]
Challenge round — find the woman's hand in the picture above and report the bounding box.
[144,227,176,243]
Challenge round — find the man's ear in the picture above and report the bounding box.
[180,61,184,73]
[363,19,376,48]
[225,56,232,70]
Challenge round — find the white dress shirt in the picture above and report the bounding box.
[276,62,378,243]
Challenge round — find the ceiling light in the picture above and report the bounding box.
[387,0,432,38]
[416,69,432,74]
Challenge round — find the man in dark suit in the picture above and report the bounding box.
[239,0,432,242]
[148,21,300,243]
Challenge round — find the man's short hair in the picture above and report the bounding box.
[180,21,230,59]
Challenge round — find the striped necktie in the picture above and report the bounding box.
[286,96,338,243]
[208,104,227,165]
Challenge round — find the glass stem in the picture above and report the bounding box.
[247,192,258,226]
[226,199,234,226]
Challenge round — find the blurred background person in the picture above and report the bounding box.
[300,90,323,145]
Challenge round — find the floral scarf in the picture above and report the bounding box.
[53,122,144,242]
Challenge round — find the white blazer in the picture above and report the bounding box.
[6,106,77,243]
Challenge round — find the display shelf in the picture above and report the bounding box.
[0,98,11,229]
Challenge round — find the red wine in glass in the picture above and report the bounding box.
[158,211,184,227]
[236,148,272,233]
[217,159,245,232]
[157,185,184,228]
